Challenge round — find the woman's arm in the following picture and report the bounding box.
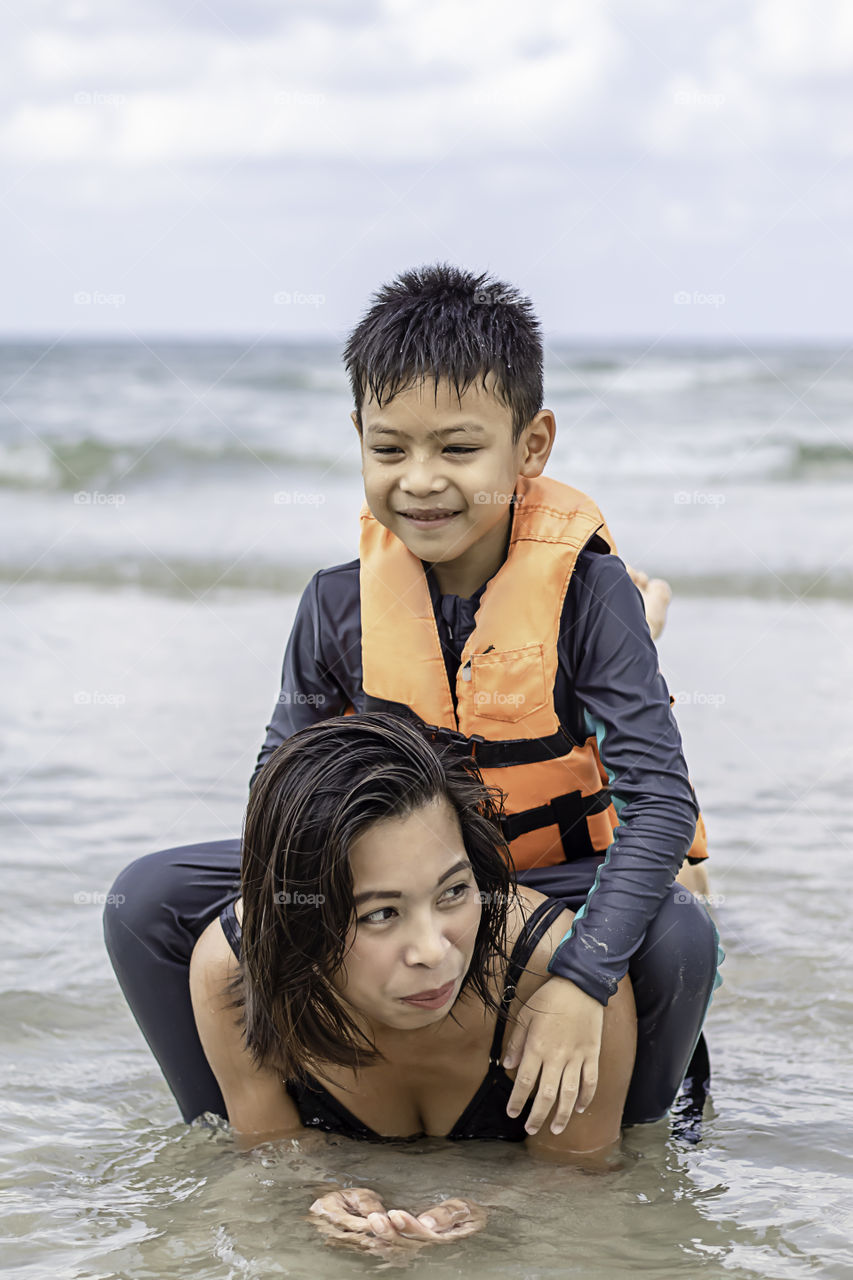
[506,894,637,1168]
[189,916,305,1149]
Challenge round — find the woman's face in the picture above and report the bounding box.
[332,795,484,1036]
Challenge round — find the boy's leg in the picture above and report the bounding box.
[617,884,718,1124]
[516,860,719,1126]
[676,859,711,898]
[103,838,241,1123]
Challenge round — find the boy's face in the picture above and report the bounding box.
[353,374,554,596]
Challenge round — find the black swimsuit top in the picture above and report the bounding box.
[219,896,566,1143]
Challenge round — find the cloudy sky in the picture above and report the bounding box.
[1,0,851,340]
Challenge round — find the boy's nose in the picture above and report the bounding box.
[398,460,447,497]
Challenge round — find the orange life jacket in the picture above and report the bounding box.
[359,473,706,870]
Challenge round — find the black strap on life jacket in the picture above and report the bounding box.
[362,695,582,766]
[362,695,611,862]
[499,787,611,859]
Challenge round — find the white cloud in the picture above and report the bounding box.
[752,0,853,76]
[0,0,623,164]
[3,0,851,169]
[0,0,850,336]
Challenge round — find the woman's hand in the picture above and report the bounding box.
[310,1188,416,1257]
[309,1187,389,1235]
[384,1197,487,1241]
[308,1188,487,1253]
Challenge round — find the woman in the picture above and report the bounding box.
[190,713,636,1254]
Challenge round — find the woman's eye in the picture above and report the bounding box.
[442,882,471,902]
[359,906,397,924]
[359,883,471,924]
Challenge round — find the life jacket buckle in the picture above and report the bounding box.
[421,722,465,748]
[420,723,487,762]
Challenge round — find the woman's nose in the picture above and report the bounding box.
[403,920,451,968]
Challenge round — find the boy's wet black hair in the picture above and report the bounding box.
[343,262,544,442]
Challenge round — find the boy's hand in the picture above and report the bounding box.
[502,977,604,1135]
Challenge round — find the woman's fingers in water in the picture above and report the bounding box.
[387,1209,448,1239]
[309,1188,387,1234]
[314,1219,421,1255]
[418,1199,478,1231]
[432,1198,488,1235]
[310,1189,487,1245]
[340,1187,387,1218]
[388,1198,487,1240]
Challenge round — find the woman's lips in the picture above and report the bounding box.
[399,979,456,1008]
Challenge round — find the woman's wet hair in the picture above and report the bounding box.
[343,262,543,443]
[235,711,517,1087]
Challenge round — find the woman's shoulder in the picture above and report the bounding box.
[505,887,574,1006]
[190,902,304,1142]
[190,907,241,1004]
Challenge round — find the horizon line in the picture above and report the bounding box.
[0,331,849,347]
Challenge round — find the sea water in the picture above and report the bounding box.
[2,339,852,1278]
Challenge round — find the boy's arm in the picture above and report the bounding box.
[503,553,697,1132]
[547,552,699,1002]
[248,570,354,793]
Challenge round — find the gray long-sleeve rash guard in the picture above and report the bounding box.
[249,544,699,1006]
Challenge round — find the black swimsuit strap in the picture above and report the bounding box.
[488,898,567,1065]
[220,899,241,960]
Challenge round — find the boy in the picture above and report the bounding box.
[104,264,718,1138]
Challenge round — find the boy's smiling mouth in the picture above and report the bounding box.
[398,508,462,525]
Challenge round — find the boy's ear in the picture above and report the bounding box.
[517,410,556,478]
[350,409,362,437]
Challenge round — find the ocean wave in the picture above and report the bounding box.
[2,555,850,602]
[664,570,853,602]
[546,352,783,396]
[3,428,849,494]
[0,436,358,492]
[786,441,853,477]
[0,555,322,597]
[2,341,850,497]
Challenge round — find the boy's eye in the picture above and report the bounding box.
[368,446,480,457]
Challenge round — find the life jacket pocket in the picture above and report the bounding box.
[470,644,548,723]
